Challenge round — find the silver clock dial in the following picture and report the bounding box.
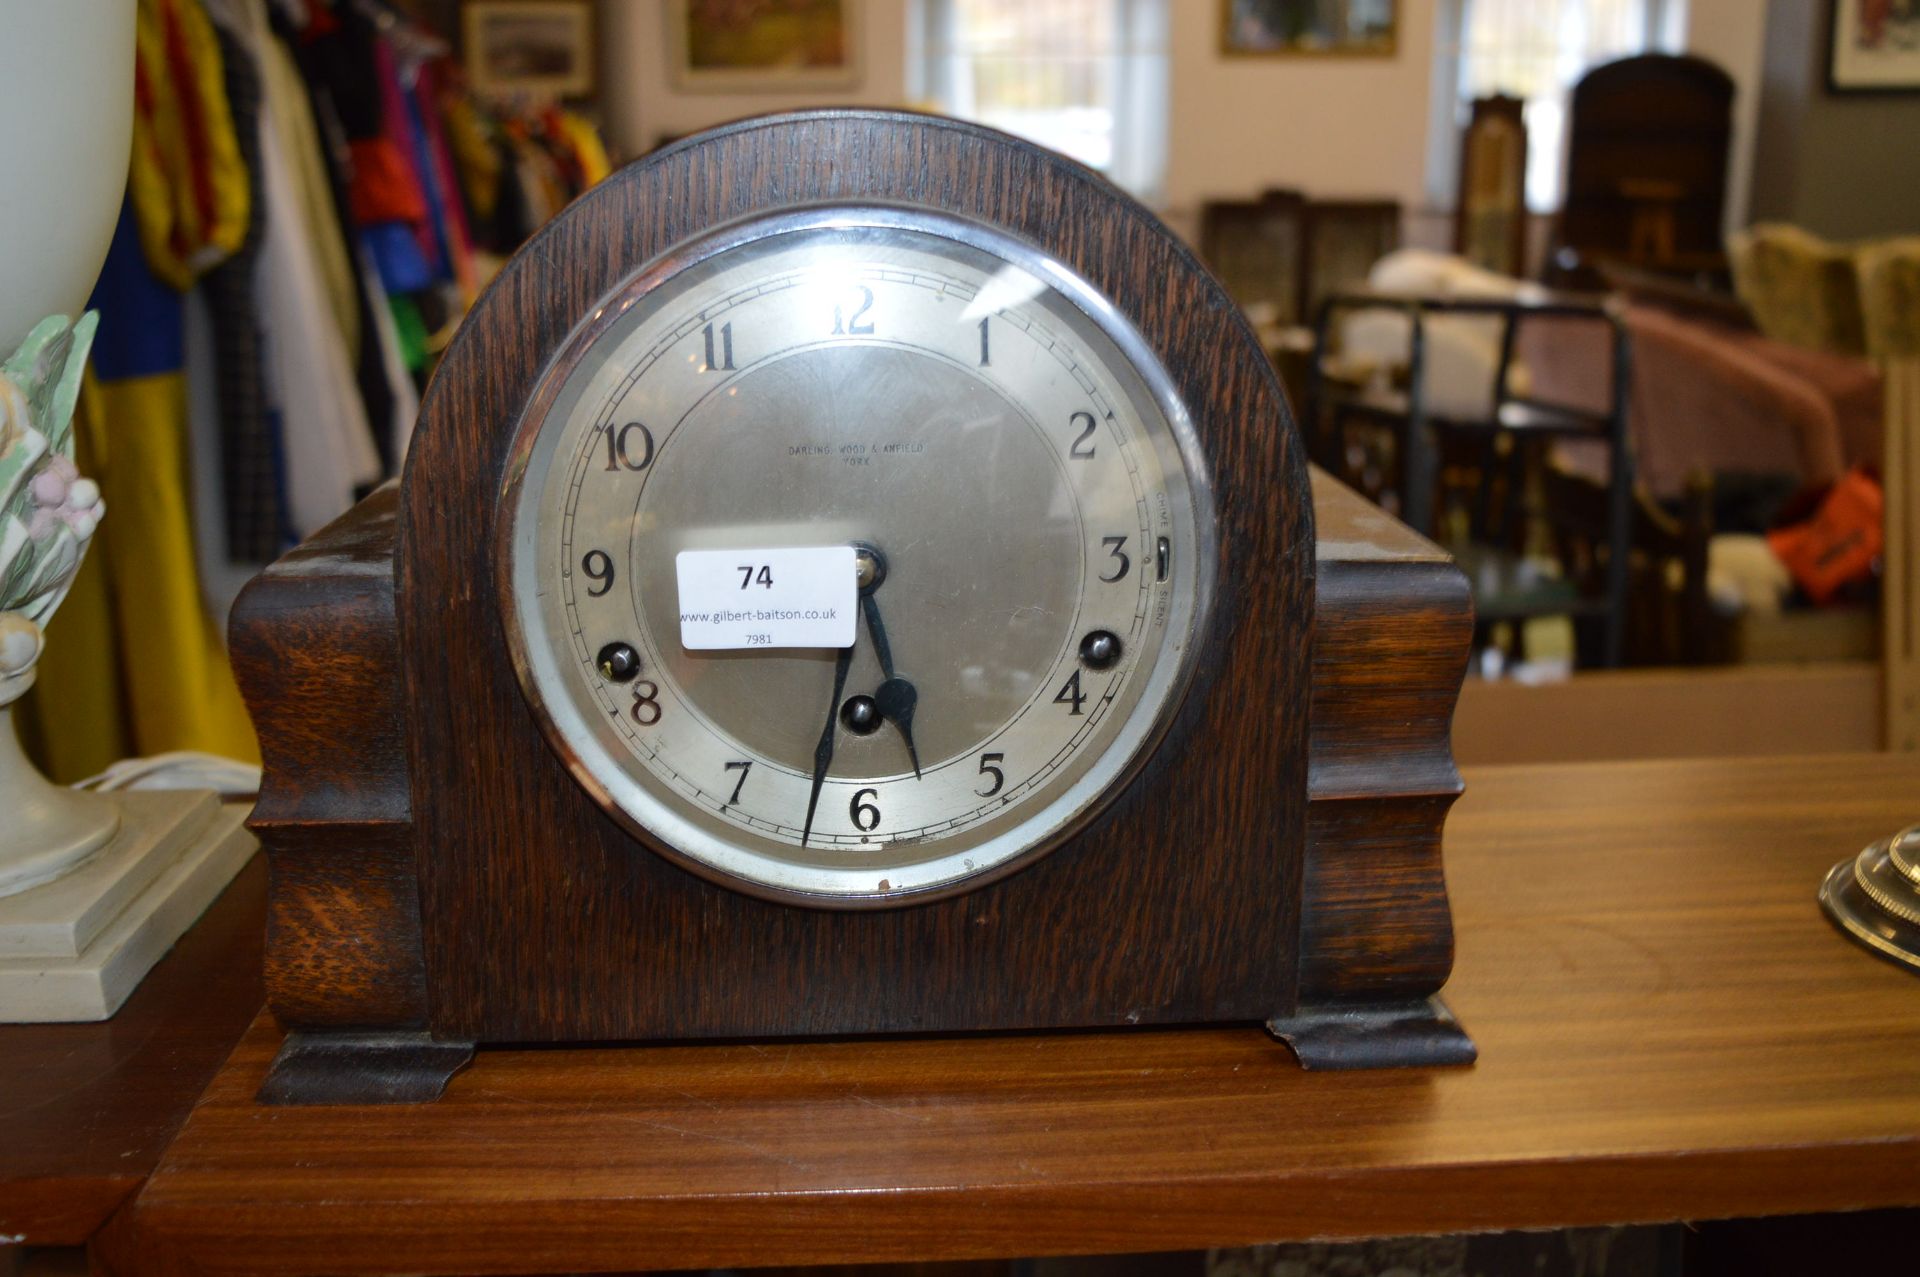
[502,207,1214,905]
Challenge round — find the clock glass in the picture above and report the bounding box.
[500,205,1215,905]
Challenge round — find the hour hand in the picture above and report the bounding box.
[860,591,922,779]
[873,675,921,780]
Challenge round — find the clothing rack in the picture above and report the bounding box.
[25,0,611,783]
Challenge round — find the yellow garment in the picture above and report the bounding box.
[128,0,250,289]
[259,30,361,362]
[20,373,258,780]
[511,132,564,225]
[557,110,612,187]
[443,93,501,223]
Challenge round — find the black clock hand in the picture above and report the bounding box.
[860,591,922,780]
[801,643,855,847]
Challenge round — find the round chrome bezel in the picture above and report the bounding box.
[497,202,1218,908]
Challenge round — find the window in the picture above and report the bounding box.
[1432,0,1686,210]
[911,0,1169,204]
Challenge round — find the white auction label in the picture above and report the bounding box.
[675,546,858,650]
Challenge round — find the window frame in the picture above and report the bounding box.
[1425,0,1688,213]
[907,0,1169,206]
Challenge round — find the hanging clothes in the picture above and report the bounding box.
[128,0,251,289]
[253,34,384,534]
[268,4,409,472]
[24,0,627,781]
[362,248,421,462]
[414,60,478,303]
[199,12,282,563]
[259,27,362,363]
[38,203,261,773]
[202,0,380,539]
[554,109,612,188]
[410,58,479,304]
[442,90,502,231]
[25,0,261,776]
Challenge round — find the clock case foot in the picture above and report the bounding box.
[1267,997,1476,1070]
[253,1000,1468,1108]
[257,1030,475,1106]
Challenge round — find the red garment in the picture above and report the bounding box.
[347,136,428,225]
[157,0,220,242]
[373,32,439,271]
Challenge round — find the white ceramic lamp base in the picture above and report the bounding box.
[0,789,255,1022]
[0,685,122,896]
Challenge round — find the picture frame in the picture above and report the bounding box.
[1220,0,1398,58]
[1828,0,1920,94]
[461,0,596,101]
[666,0,863,93]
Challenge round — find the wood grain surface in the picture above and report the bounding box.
[230,484,428,1030]
[0,854,262,1246]
[1304,473,1469,1005]
[237,469,1474,1055]
[101,754,1920,1274]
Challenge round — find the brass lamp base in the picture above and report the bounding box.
[1820,823,1920,974]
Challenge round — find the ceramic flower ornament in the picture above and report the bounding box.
[0,313,102,691]
[0,312,120,899]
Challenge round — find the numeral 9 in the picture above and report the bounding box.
[581,550,615,597]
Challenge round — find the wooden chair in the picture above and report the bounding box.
[1540,464,1717,667]
[1454,94,1528,279]
[1307,292,1637,666]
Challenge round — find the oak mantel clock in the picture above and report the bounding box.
[233,111,1475,1104]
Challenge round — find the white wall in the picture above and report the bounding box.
[1161,1,1438,229]
[1684,0,1767,233]
[599,0,909,159]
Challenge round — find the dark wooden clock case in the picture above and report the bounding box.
[231,111,1475,1104]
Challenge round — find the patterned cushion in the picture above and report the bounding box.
[1854,237,1920,359]
[1730,224,1868,357]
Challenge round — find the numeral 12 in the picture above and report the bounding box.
[833,286,875,335]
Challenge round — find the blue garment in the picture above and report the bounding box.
[361,222,434,295]
[401,78,453,284]
[88,198,185,382]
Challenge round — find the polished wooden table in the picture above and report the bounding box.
[0,857,263,1246]
[87,754,1920,1275]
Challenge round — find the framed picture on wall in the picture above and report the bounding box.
[668,0,864,92]
[1828,0,1920,94]
[1220,0,1397,58]
[462,0,596,100]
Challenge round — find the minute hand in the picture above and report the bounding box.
[801,644,855,846]
[860,592,922,780]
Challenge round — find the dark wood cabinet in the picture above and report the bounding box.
[1554,54,1734,283]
